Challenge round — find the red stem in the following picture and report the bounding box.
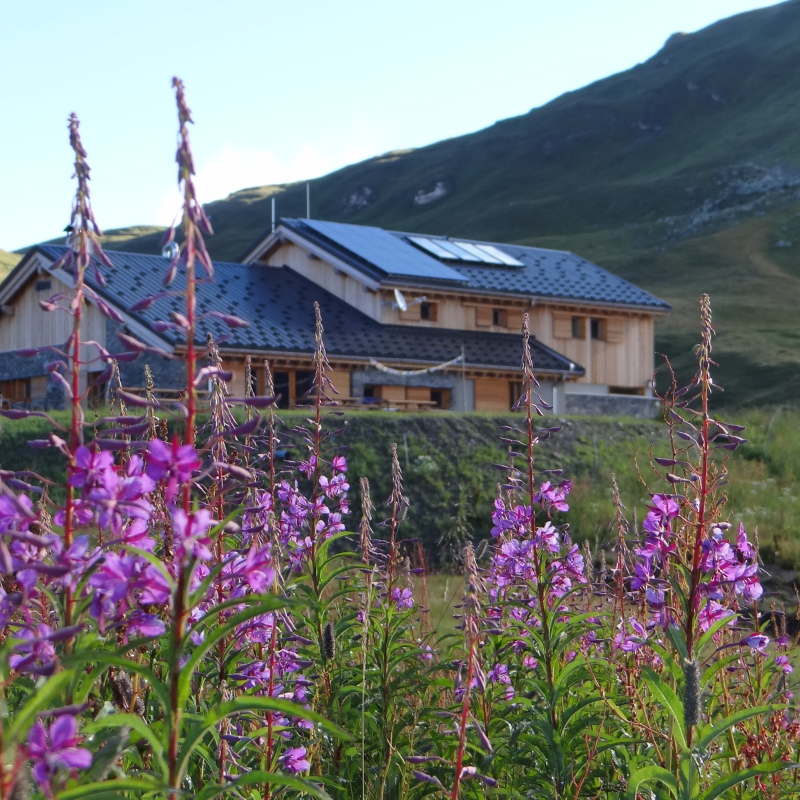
[451,640,475,800]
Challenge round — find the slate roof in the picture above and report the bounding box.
[31,245,582,375]
[279,218,670,311]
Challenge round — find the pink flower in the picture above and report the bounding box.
[146,438,200,502]
[391,587,414,611]
[279,746,310,773]
[69,446,114,489]
[171,507,213,562]
[775,655,793,674]
[244,545,275,593]
[27,715,92,798]
[741,633,770,654]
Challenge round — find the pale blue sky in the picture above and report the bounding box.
[1,0,781,251]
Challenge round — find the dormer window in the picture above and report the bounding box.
[420,302,437,321]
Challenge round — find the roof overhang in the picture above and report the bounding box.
[205,346,584,379]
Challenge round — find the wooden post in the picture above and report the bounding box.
[585,317,592,385]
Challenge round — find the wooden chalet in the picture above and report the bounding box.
[0,219,669,415]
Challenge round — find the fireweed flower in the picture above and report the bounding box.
[741,633,770,654]
[535,480,571,513]
[8,623,58,675]
[391,587,414,611]
[278,746,310,774]
[242,544,275,592]
[27,715,92,798]
[171,507,214,562]
[68,446,114,489]
[278,747,311,773]
[0,492,37,532]
[145,437,201,502]
[775,655,793,674]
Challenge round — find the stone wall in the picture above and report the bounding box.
[563,392,661,419]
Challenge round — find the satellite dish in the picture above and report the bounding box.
[162,242,180,260]
[393,288,408,312]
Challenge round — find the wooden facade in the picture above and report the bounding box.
[258,240,658,395]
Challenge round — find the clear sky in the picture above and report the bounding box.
[0,0,782,252]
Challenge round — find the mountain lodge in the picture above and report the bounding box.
[0,219,669,415]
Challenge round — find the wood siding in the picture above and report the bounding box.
[260,242,656,390]
[474,377,511,412]
[0,274,106,391]
[529,307,653,390]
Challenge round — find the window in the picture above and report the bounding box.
[590,318,603,340]
[492,308,507,327]
[273,371,291,409]
[1,378,31,408]
[87,370,107,409]
[420,302,437,321]
[571,316,585,339]
[430,389,450,409]
[510,381,523,409]
[35,279,51,292]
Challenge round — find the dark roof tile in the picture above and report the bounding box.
[33,245,580,375]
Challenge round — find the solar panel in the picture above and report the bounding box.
[452,241,503,264]
[297,219,466,282]
[433,240,482,261]
[476,244,525,267]
[408,236,454,259]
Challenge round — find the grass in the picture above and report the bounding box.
[5,407,800,578]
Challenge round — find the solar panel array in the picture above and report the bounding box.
[277,219,670,309]
[408,236,523,266]
[295,219,466,283]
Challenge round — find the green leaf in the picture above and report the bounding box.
[626,765,679,800]
[64,652,171,714]
[177,595,289,706]
[699,761,798,800]
[84,713,168,777]
[55,777,164,799]
[176,695,353,783]
[694,614,738,654]
[695,704,779,751]
[665,625,689,662]
[7,670,74,744]
[194,771,332,800]
[642,667,686,749]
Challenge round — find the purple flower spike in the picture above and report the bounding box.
[27,715,92,798]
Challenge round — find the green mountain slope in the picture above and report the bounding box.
[0,249,21,278]
[36,0,800,406]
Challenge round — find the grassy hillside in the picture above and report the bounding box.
[3,408,800,582]
[0,248,20,277]
[21,1,800,406]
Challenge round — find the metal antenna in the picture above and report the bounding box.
[306,182,311,219]
[271,197,276,233]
